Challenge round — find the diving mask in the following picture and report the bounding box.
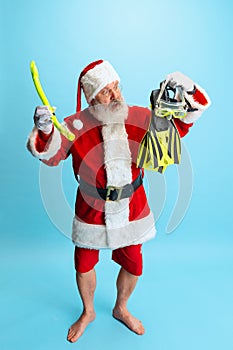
[150,80,188,119]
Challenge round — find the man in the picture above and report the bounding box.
[27,60,210,342]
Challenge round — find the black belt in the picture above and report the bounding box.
[78,173,143,201]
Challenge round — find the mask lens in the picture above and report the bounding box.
[155,107,187,118]
[155,108,170,117]
[173,110,187,118]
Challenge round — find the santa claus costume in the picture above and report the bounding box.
[27,60,210,275]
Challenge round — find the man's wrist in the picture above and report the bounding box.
[186,85,197,95]
[38,126,54,141]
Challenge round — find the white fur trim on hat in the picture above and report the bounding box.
[81,61,120,103]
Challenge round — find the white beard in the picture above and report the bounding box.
[89,99,128,125]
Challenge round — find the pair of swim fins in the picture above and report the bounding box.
[137,115,181,173]
[137,81,184,173]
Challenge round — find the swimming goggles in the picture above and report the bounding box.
[155,100,187,119]
[153,80,188,119]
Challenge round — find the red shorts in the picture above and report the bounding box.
[74,244,143,276]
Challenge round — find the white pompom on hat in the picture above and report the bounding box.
[76,60,120,112]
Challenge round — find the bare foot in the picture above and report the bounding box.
[112,307,145,335]
[67,311,96,343]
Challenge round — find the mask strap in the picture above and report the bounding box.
[155,79,169,107]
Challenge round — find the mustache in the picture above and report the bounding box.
[109,99,121,107]
[92,99,124,111]
[108,99,124,112]
[89,99,128,124]
[111,99,122,104]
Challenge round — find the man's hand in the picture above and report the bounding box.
[166,71,195,92]
[34,105,54,134]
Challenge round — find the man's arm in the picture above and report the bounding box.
[27,106,72,166]
[167,72,211,137]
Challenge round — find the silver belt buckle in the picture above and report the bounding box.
[106,186,123,201]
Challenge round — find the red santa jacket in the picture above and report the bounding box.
[27,87,210,249]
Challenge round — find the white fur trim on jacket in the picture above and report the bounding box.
[72,211,156,249]
[102,120,132,231]
[182,84,211,124]
[27,126,62,160]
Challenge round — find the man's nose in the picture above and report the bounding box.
[110,89,119,100]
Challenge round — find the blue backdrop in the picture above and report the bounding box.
[1,1,232,349]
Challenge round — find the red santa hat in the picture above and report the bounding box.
[76,59,120,112]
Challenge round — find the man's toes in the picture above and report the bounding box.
[137,325,145,335]
[67,328,76,341]
[67,333,78,343]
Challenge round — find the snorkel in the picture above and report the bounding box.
[30,61,75,141]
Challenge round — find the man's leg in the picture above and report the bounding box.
[67,247,99,343]
[67,269,96,342]
[112,245,145,335]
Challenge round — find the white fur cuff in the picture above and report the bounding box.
[27,126,62,160]
[184,84,211,111]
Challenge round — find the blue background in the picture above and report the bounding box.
[1,0,233,349]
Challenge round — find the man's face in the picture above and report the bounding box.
[93,81,122,105]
